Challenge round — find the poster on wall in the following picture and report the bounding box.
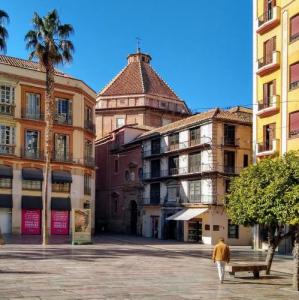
[71,209,92,245]
[51,211,69,235]
[22,209,41,235]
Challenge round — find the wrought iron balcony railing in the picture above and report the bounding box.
[0,144,15,155]
[84,120,96,133]
[54,113,72,125]
[21,148,44,160]
[52,152,73,163]
[84,156,95,167]
[0,103,15,116]
[21,111,44,121]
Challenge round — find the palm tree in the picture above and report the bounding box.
[25,10,74,245]
[0,9,9,53]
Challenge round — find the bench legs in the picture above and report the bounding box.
[229,272,235,277]
[253,271,260,279]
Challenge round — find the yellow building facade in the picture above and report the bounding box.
[253,0,299,251]
[0,55,96,235]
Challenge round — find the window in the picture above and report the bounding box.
[0,178,12,189]
[125,170,130,182]
[84,106,94,131]
[261,81,275,109]
[243,154,249,168]
[150,183,160,204]
[289,111,299,137]
[262,123,276,150]
[190,127,200,146]
[0,125,15,154]
[150,159,160,178]
[56,98,72,125]
[116,117,125,129]
[290,14,299,42]
[189,152,201,173]
[213,225,220,231]
[167,184,180,202]
[54,133,70,161]
[228,220,239,239]
[138,168,143,180]
[224,151,235,174]
[52,182,70,193]
[168,156,179,175]
[151,138,161,154]
[290,62,299,90]
[224,124,236,145]
[114,159,119,173]
[0,84,15,115]
[189,180,201,202]
[261,37,276,66]
[225,179,231,194]
[22,180,42,191]
[84,139,93,158]
[169,133,179,150]
[24,130,40,159]
[205,224,210,231]
[25,93,41,119]
[84,174,91,195]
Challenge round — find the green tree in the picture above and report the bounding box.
[227,152,299,290]
[25,9,74,245]
[0,9,9,53]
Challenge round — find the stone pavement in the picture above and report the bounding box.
[0,234,297,300]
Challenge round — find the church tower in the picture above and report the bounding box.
[96,51,190,139]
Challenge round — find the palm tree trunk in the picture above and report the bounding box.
[265,226,277,275]
[293,225,299,291]
[42,64,55,246]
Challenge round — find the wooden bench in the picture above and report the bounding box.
[225,262,267,279]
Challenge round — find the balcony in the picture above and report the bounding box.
[290,81,299,91]
[222,137,239,147]
[180,194,216,205]
[257,95,280,117]
[0,103,15,116]
[21,148,44,160]
[256,139,279,157]
[142,196,161,206]
[256,7,281,35]
[21,111,44,121]
[0,144,15,156]
[168,167,188,176]
[84,156,95,167]
[54,113,72,125]
[52,152,73,163]
[257,51,280,76]
[142,169,168,180]
[84,120,96,133]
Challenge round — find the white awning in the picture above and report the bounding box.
[166,208,208,221]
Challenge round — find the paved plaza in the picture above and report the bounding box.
[0,235,297,300]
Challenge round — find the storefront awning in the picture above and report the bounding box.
[0,165,13,179]
[21,196,43,209]
[51,197,71,211]
[0,194,12,208]
[52,171,72,183]
[22,168,44,181]
[166,208,208,221]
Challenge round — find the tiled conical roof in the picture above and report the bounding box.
[99,52,180,100]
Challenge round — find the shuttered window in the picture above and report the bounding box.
[290,62,299,90]
[289,111,299,137]
[290,14,299,42]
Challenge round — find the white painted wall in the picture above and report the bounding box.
[201,150,213,171]
[201,123,212,143]
[179,154,188,174]
[179,130,189,148]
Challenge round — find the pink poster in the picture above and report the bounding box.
[22,209,41,235]
[51,211,69,235]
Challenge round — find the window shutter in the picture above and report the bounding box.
[291,15,299,37]
[290,63,299,84]
[290,112,299,135]
[263,83,268,103]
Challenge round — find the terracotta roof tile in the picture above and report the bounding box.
[99,61,180,100]
[138,108,252,139]
[0,55,72,78]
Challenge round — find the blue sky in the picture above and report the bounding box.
[1,0,252,112]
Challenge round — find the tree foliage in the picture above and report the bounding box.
[0,10,9,53]
[227,151,299,227]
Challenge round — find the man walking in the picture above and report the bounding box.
[212,237,230,283]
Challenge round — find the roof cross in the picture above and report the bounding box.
[136,37,141,53]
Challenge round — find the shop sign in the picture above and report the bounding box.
[72,209,91,244]
[51,211,69,235]
[22,209,41,234]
